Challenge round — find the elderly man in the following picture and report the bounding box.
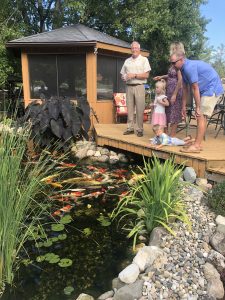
[170,50,224,153]
[120,41,151,137]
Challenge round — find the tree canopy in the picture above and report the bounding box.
[1,0,223,88]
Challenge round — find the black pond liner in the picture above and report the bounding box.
[2,162,136,300]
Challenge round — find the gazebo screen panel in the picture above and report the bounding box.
[28,54,86,99]
[97,55,125,100]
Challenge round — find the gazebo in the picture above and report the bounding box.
[7,24,149,124]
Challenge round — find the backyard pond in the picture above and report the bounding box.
[2,158,137,300]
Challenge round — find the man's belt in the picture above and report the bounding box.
[126,84,143,86]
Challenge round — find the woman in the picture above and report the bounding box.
[153,42,184,137]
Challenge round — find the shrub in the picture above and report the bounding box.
[206,181,225,216]
[111,156,190,248]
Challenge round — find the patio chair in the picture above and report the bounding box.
[113,93,127,123]
[207,93,225,137]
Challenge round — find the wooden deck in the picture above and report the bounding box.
[94,123,225,181]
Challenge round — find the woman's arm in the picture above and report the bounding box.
[170,70,182,104]
[153,75,168,81]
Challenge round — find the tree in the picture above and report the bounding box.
[0,0,210,87]
[211,44,225,78]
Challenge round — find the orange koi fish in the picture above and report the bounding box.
[60,205,73,212]
[41,173,60,182]
[47,182,63,188]
[52,210,62,216]
[56,162,77,169]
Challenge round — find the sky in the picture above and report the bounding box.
[200,0,225,49]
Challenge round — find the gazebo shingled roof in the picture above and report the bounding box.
[6,24,132,49]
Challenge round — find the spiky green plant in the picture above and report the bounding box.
[111,156,190,248]
[0,119,58,290]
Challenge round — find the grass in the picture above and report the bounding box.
[0,118,58,289]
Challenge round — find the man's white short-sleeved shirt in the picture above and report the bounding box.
[120,55,151,84]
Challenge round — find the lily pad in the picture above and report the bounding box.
[36,255,45,263]
[49,257,60,264]
[35,241,44,248]
[51,223,65,232]
[58,233,67,240]
[63,286,74,295]
[44,253,59,261]
[60,215,72,224]
[50,237,59,242]
[97,215,111,227]
[22,259,33,266]
[58,258,73,268]
[83,228,92,237]
[43,240,53,247]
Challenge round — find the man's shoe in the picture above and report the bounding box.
[123,130,134,135]
[137,132,143,137]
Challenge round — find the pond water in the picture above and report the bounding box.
[2,161,137,300]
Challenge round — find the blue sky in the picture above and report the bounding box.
[200,0,225,49]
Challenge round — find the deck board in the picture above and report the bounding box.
[94,123,225,180]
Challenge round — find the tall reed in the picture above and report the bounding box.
[0,119,56,289]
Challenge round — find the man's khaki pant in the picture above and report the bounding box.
[126,84,145,133]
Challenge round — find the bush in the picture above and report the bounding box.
[206,181,225,216]
[111,156,190,248]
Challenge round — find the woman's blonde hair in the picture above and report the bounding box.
[155,79,166,93]
[170,42,185,56]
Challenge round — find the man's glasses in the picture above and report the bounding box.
[171,58,181,65]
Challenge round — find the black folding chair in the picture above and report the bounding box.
[207,93,225,138]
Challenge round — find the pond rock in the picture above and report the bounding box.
[210,231,225,256]
[183,167,196,183]
[203,262,224,299]
[113,279,144,300]
[118,263,139,284]
[207,249,225,273]
[148,226,167,247]
[112,277,126,290]
[75,293,94,300]
[97,290,114,300]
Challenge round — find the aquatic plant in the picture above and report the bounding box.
[0,118,60,290]
[111,156,190,248]
[20,96,91,149]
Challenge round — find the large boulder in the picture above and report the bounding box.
[203,263,224,299]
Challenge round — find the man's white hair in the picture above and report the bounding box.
[131,41,140,49]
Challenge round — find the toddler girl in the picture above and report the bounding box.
[151,80,169,127]
[150,124,195,150]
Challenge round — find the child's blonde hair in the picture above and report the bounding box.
[155,79,166,93]
[170,42,185,56]
[152,124,164,133]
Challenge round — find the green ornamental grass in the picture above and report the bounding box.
[112,156,190,248]
[0,119,58,289]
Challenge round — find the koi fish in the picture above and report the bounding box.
[41,173,60,182]
[82,191,104,198]
[60,205,73,212]
[56,162,77,169]
[47,182,63,188]
[52,210,62,216]
[119,191,129,199]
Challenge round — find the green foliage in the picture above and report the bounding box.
[0,119,59,288]
[0,0,209,85]
[111,156,190,248]
[206,181,225,216]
